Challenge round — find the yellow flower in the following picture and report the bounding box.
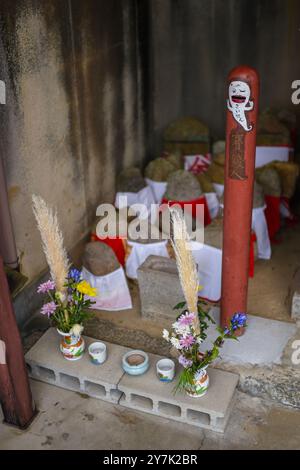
[198,285,203,292]
[76,280,97,297]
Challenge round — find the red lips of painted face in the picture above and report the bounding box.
[232,95,246,103]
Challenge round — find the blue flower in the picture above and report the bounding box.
[230,312,247,329]
[68,268,82,283]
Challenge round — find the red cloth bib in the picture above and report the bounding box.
[264,195,280,241]
[161,195,211,226]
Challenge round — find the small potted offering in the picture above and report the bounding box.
[156,358,175,382]
[88,342,107,365]
[163,208,247,397]
[33,195,97,361]
[122,350,149,375]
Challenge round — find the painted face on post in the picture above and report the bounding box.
[227,80,254,131]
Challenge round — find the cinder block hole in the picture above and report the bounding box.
[110,388,122,401]
[186,409,210,426]
[84,381,106,397]
[158,401,181,417]
[36,366,55,382]
[59,373,80,391]
[131,394,153,410]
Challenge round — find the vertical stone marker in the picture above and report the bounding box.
[221,66,259,332]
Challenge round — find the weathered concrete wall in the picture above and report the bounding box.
[148,0,300,153]
[0,0,146,282]
[1,0,300,283]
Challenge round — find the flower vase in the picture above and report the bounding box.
[185,367,209,398]
[57,328,85,361]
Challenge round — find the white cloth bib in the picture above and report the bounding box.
[115,186,156,216]
[190,242,222,302]
[125,240,169,279]
[145,178,167,204]
[212,183,224,198]
[81,266,132,311]
[204,192,220,219]
[255,146,290,168]
[251,205,271,260]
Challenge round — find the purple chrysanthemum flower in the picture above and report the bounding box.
[68,268,82,283]
[179,334,195,349]
[178,355,193,368]
[37,280,55,294]
[41,301,57,317]
[178,312,196,327]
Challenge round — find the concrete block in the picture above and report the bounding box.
[137,255,184,323]
[25,328,130,403]
[118,351,239,433]
[25,328,238,432]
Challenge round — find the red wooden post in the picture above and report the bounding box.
[221,65,259,332]
[0,340,19,425]
[0,256,36,428]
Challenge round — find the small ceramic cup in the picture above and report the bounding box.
[88,342,107,365]
[156,358,175,382]
[122,350,149,375]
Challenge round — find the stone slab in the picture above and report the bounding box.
[137,255,184,323]
[25,328,130,403]
[201,307,297,366]
[118,350,239,433]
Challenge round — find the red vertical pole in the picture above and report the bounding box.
[0,340,19,425]
[221,66,259,332]
[0,256,36,428]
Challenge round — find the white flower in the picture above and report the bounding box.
[70,324,84,337]
[173,323,190,337]
[170,336,181,350]
[162,329,170,341]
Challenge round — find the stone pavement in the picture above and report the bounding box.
[0,380,299,450]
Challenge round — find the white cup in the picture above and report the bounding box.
[88,342,107,365]
[156,358,175,382]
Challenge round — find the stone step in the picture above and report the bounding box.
[25,328,129,403]
[118,352,239,433]
[25,328,239,433]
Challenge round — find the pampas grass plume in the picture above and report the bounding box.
[169,207,200,334]
[32,195,70,293]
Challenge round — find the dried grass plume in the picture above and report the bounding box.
[169,207,200,334]
[32,194,70,293]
